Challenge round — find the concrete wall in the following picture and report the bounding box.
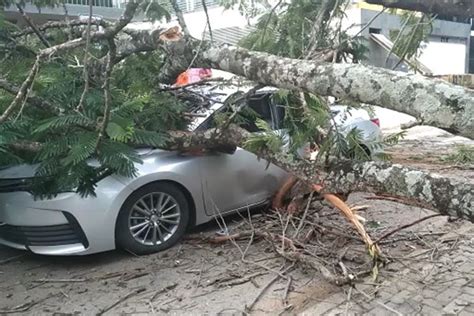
[4,3,125,26]
[359,9,471,75]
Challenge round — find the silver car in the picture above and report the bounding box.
[0,85,382,256]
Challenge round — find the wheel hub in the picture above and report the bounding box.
[128,191,181,246]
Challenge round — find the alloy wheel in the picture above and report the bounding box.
[128,192,181,246]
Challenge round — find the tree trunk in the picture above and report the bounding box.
[322,160,473,222]
[366,0,474,19]
[164,125,474,222]
[159,40,474,139]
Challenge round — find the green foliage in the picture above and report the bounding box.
[218,0,267,20]
[441,145,474,164]
[243,118,283,155]
[238,0,366,61]
[388,11,433,69]
[0,4,194,196]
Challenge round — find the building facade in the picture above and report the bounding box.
[4,0,472,75]
[343,1,472,75]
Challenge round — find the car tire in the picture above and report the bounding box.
[116,182,190,255]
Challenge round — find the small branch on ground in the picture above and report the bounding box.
[246,263,295,312]
[97,287,146,315]
[374,214,445,245]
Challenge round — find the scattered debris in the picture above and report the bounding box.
[97,287,146,315]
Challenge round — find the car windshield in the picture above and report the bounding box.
[195,92,284,132]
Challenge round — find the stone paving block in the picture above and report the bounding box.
[324,304,365,316]
[422,298,446,310]
[421,288,438,299]
[393,281,419,293]
[458,292,474,303]
[442,298,470,315]
[389,300,420,315]
[366,306,398,316]
[461,285,474,296]
[461,305,474,314]
[458,262,474,274]
[435,287,462,306]
[300,293,347,316]
[385,290,412,305]
[417,304,443,316]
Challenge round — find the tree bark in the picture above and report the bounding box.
[366,0,474,19]
[157,40,474,139]
[322,160,473,222]
[165,126,474,222]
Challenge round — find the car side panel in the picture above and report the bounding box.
[198,148,288,215]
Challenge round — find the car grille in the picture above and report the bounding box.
[0,214,89,247]
[0,178,32,193]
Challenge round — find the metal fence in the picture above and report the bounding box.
[65,0,114,8]
[117,0,219,11]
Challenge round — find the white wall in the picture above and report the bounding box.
[182,6,249,39]
[340,6,362,37]
[357,8,471,75]
[418,37,468,75]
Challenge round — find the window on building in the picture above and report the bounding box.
[175,0,219,13]
[369,28,381,34]
[65,0,113,7]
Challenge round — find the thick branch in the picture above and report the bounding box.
[305,0,337,58]
[11,19,111,38]
[95,39,117,149]
[166,126,474,221]
[169,0,190,36]
[0,0,140,123]
[8,121,471,221]
[0,78,54,112]
[39,0,139,58]
[15,4,50,47]
[0,57,41,123]
[366,0,474,19]
[187,44,473,139]
[322,160,474,222]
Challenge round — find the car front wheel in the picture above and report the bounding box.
[116,182,190,255]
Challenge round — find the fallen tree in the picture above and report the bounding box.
[0,0,472,228]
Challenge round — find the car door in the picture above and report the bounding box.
[197,93,288,216]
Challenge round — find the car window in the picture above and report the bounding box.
[239,94,274,132]
[196,92,280,132]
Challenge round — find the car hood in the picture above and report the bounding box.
[0,148,158,179]
[0,164,38,179]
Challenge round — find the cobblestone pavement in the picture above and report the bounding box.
[302,222,474,316]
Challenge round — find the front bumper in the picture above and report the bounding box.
[0,212,89,255]
[0,176,132,255]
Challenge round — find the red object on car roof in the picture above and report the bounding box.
[174,68,212,86]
